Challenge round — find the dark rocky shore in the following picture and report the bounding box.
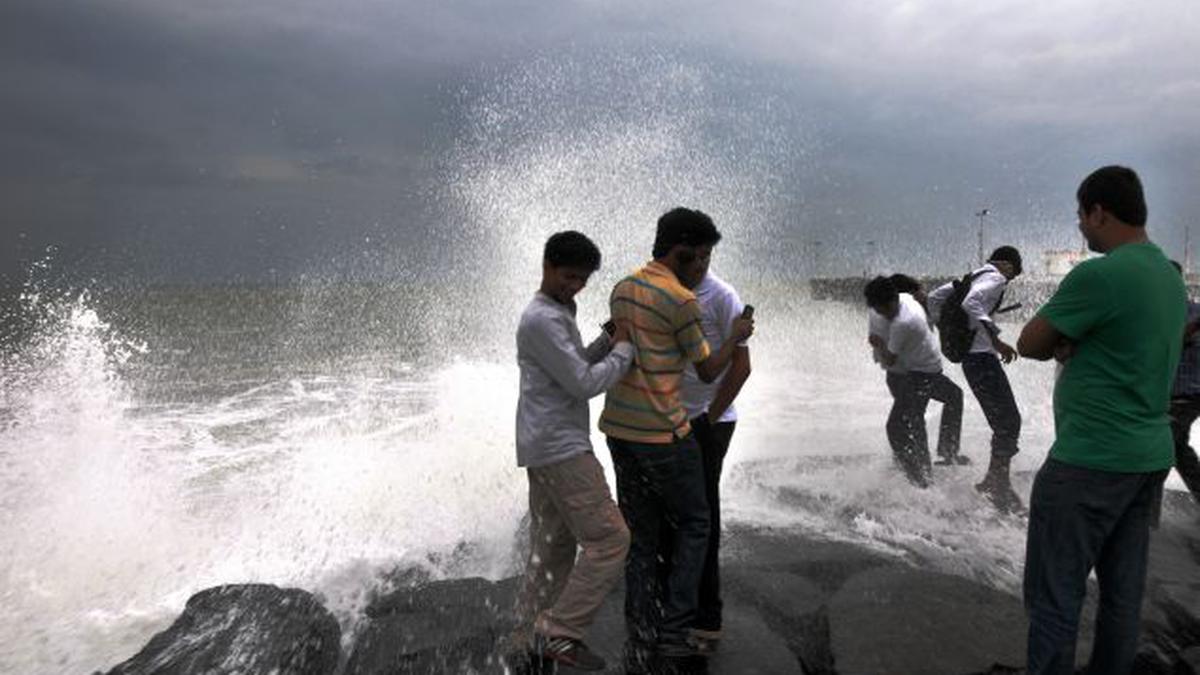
[102,496,1200,675]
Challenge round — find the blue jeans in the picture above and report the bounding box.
[1024,459,1168,675]
[962,352,1021,459]
[608,434,710,648]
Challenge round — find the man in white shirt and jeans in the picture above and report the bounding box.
[928,246,1024,512]
[865,276,964,487]
[512,231,635,671]
[679,268,752,651]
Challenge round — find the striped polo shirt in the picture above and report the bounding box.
[600,261,712,443]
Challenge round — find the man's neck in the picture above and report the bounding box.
[1101,228,1150,253]
[652,257,682,280]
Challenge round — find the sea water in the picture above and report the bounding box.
[1,278,1069,674]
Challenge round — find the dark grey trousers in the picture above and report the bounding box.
[962,351,1021,459]
[885,370,963,486]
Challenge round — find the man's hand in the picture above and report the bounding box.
[868,334,886,350]
[611,320,631,344]
[732,316,755,342]
[1053,338,1075,364]
[1186,319,1200,343]
[996,340,1018,364]
[731,316,755,342]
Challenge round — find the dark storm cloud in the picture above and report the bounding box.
[2,0,1198,284]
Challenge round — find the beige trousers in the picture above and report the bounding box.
[515,452,630,642]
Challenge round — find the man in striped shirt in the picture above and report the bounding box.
[600,207,754,671]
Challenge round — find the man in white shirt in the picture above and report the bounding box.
[865,276,964,487]
[928,246,1024,512]
[512,231,635,671]
[679,269,752,650]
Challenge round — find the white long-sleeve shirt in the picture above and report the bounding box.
[927,263,1008,356]
[515,292,634,468]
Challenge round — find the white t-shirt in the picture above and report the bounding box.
[868,309,893,371]
[879,293,942,374]
[681,272,746,422]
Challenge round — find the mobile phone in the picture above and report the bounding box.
[741,304,755,320]
[602,320,616,336]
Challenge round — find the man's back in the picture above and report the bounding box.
[1040,242,1186,471]
[600,261,710,444]
[888,294,942,374]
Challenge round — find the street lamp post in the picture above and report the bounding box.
[976,208,990,266]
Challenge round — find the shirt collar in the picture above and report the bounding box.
[535,291,576,316]
[646,260,679,282]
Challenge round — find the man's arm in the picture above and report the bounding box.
[707,346,750,420]
[522,314,633,399]
[695,317,753,382]
[584,332,611,363]
[1017,316,1063,361]
[963,271,1017,362]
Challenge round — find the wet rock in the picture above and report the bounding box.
[1137,511,1200,673]
[345,576,519,675]
[723,567,830,673]
[1177,646,1200,675]
[828,566,1026,675]
[554,578,801,675]
[103,584,339,675]
[704,604,805,675]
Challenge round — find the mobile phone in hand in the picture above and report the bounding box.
[741,304,755,320]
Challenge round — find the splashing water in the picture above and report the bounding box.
[1,52,1079,674]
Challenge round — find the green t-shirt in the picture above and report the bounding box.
[1038,242,1186,472]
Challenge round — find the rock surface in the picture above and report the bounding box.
[107,499,1200,674]
[102,584,340,675]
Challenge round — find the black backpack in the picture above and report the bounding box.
[937,271,986,363]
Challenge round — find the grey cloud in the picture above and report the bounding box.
[2,0,1199,284]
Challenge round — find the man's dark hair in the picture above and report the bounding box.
[652,207,722,258]
[544,230,601,271]
[988,246,1023,277]
[888,274,922,296]
[863,276,898,308]
[1171,260,1183,275]
[1077,165,1147,227]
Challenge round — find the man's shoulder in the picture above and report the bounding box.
[637,264,697,305]
[518,296,566,335]
[697,273,741,309]
[1058,256,1108,287]
[897,294,929,324]
[970,265,1006,285]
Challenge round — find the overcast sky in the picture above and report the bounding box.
[2,0,1198,285]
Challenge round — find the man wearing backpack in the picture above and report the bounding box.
[929,245,1024,512]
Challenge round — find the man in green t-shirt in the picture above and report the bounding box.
[1017,166,1185,675]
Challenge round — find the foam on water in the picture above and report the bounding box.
[0,288,533,672]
